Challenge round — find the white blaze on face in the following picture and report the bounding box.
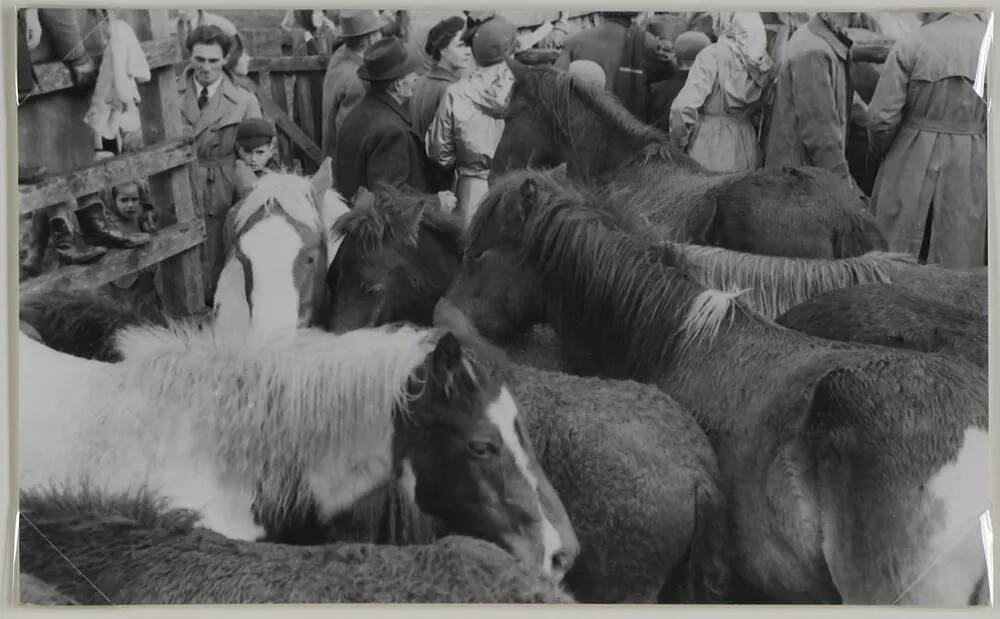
[485,387,562,576]
[240,217,303,339]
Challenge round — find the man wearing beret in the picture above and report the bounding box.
[335,37,457,212]
[233,118,280,201]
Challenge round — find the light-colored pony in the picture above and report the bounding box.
[18,322,579,577]
[663,242,988,318]
[214,160,349,344]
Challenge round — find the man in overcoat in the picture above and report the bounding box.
[334,37,456,212]
[763,13,859,187]
[180,25,262,304]
[866,12,987,268]
[553,11,677,123]
[321,10,383,163]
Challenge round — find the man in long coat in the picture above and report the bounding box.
[321,10,383,163]
[180,25,262,304]
[335,37,455,212]
[866,12,988,268]
[763,13,857,187]
[554,11,677,123]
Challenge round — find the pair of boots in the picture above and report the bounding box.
[22,201,152,278]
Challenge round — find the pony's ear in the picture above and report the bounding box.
[353,186,377,211]
[311,158,334,200]
[431,331,464,380]
[398,198,427,241]
[550,163,568,182]
[433,298,476,338]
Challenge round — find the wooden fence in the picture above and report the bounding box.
[18,9,205,315]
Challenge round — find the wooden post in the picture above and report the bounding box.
[148,9,205,315]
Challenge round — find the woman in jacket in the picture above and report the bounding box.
[411,16,471,138]
[668,12,774,172]
[425,17,516,224]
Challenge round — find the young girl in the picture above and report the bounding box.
[99,178,161,304]
[233,118,281,201]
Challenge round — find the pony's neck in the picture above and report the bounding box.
[563,102,658,180]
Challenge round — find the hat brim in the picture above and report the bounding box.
[357,53,423,82]
[335,22,383,39]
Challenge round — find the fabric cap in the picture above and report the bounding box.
[568,60,607,88]
[236,118,276,148]
[472,17,516,66]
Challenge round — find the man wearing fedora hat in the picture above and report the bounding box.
[321,9,383,163]
[335,37,456,213]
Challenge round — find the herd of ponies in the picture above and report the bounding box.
[18,63,990,608]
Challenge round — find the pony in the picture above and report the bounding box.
[326,184,566,372]
[659,242,988,318]
[492,58,887,259]
[446,169,990,605]
[213,159,349,343]
[18,320,579,578]
[18,488,573,604]
[19,288,167,362]
[434,298,727,603]
[775,283,988,370]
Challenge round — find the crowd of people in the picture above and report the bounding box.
[17,9,989,306]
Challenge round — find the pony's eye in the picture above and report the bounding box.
[467,441,498,458]
[468,250,487,262]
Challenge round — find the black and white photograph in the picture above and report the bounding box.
[12,7,993,608]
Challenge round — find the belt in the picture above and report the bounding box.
[903,116,985,135]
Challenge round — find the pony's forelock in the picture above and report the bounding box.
[233,173,321,235]
[334,187,463,257]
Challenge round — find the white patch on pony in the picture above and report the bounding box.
[239,217,302,339]
[486,387,562,576]
[321,188,351,269]
[213,257,251,344]
[398,458,417,504]
[678,287,747,353]
[905,427,991,604]
[307,432,395,520]
[233,173,320,234]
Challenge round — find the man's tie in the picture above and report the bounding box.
[197,86,209,110]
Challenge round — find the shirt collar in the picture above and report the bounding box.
[196,75,223,99]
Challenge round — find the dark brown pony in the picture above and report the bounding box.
[492,60,887,259]
[448,169,990,605]
[775,283,988,369]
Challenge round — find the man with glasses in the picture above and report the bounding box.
[180,24,262,305]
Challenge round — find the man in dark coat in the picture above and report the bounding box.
[554,11,677,123]
[335,37,457,212]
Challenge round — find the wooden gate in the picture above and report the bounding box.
[17,9,205,315]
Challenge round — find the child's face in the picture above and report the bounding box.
[238,142,276,172]
[114,183,141,219]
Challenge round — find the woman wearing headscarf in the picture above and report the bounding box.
[668,12,774,172]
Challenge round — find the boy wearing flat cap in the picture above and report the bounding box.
[233,118,280,201]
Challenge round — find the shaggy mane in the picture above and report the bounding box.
[334,185,464,256]
[19,486,200,533]
[108,320,470,519]
[662,243,919,318]
[232,172,322,235]
[475,170,755,381]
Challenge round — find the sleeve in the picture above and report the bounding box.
[425,92,457,170]
[866,40,912,158]
[643,31,677,83]
[788,48,851,179]
[669,47,718,150]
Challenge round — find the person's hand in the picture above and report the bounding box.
[437,190,457,213]
[24,9,42,49]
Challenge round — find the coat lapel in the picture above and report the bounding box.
[189,73,243,136]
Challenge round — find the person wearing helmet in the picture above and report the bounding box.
[648,30,711,132]
[425,17,517,224]
[670,13,775,172]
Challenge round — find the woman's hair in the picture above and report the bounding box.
[186,24,232,56]
[425,16,466,61]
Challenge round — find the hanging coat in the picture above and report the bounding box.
[179,68,262,303]
[867,13,987,269]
